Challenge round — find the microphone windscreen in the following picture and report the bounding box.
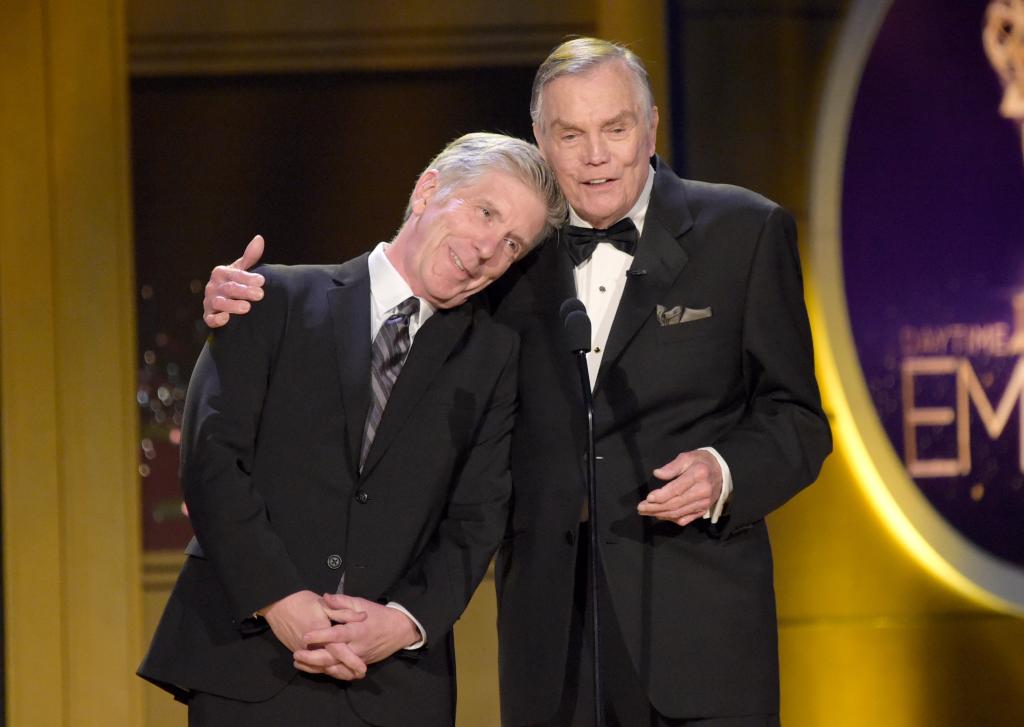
[563,309,592,353]
[560,297,586,326]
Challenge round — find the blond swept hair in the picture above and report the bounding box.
[405,132,566,239]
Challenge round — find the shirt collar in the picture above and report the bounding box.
[367,242,435,329]
[567,162,656,237]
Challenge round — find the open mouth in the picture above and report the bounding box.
[450,247,467,274]
[583,178,615,187]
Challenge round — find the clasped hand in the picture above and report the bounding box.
[263,590,419,681]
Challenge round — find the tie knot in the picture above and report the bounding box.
[387,296,419,324]
[564,218,639,266]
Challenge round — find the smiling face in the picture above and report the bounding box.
[388,169,548,309]
[533,60,658,229]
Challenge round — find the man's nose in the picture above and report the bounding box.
[583,134,609,165]
[473,233,503,262]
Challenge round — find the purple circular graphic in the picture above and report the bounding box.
[842,0,1024,568]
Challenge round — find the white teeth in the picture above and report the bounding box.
[450,249,466,272]
[586,179,608,185]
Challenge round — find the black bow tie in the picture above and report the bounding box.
[563,218,639,266]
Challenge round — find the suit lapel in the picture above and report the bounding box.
[539,231,588,411]
[327,255,372,472]
[595,159,695,391]
[359,302,473,477]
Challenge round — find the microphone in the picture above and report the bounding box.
[560,297,591,354]
[559,296,605,727]
[559,297,585,324]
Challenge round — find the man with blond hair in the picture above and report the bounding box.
[140,132,564,727]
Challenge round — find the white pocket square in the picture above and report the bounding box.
[657,305,712,326]
[680,306,712,323]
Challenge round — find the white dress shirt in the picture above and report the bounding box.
[568,166,732,523]
[368,241,436,341]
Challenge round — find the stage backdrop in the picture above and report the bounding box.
[811,0,1024,611]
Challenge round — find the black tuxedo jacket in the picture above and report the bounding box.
[138,257,517,726]
[490,159,832,723]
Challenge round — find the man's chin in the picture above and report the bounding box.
[430,289,470,310]
[571,199,626,228]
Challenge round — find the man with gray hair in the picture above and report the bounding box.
[203,38,831,727]
[139,132,563,727]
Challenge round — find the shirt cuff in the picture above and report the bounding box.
[698,446,733,524]
[385,602,427,650]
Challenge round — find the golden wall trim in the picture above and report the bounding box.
[127,1,596,76]
[129,24,591,76]
[143,551,187,591]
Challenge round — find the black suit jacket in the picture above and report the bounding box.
[491,159,832,723]
[138,257,517,727]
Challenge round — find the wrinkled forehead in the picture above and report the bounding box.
[438,169,514,201]
[539,60,650,118]
[452,170,545,216]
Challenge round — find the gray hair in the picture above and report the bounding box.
[530,37,655,131]
[405,132,566,239]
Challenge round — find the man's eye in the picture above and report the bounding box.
[504,238,521,256]
[561,133,577,142]
[480,206,492,219]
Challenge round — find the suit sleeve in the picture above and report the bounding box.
[383,335,518,646]
[180,269,306,624]
[712,206,832,536]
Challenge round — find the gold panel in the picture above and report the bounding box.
[454,575,502,727]
[0,3,65,724]
[770,437,973,622]
[1,0,142,724]
[780,614,1024,726]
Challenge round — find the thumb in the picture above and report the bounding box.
[652,451,696,480]
[232,234,265,270]
[324,607,368,624]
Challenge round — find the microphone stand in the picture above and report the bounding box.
[561,299,605,727]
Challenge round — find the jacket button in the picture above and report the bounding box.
[354,490,369,504]
[326,554,343,570]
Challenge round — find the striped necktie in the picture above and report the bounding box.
[361,296,419,468]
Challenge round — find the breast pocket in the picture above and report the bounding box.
[657,316,718,343]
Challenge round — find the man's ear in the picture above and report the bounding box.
[647,106,660,157]
[410,169,440,216]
